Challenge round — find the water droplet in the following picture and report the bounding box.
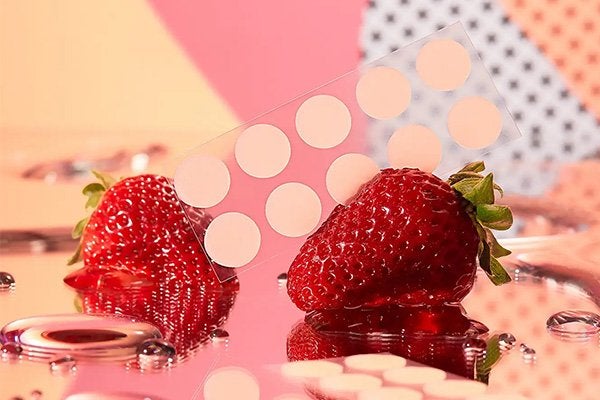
[49,355,77,373]
[209,329,229,344]
[0,314,161,363]
[546,310,600,341]
[520,344,536,363]
[498,332,517,351]
[137,339,175,369]
[1,341,23,359]
[277,272,288,285]
[0,271,16,290]
[30,390,43,399]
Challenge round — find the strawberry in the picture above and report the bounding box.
[287,305,487,378]
[65,171,237,295]
[287,161,512,311]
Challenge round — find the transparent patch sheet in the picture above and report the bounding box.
[171,23,522,281]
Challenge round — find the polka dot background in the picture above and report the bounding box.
[501,0,600,118]
[360,0,600,196]
[173,23,521,278]
[463,270,600,400]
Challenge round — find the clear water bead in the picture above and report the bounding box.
[520,344,536,363]
[49,355,77,373]
[209,329,229,344]
[546,310,600,341]
[137,339,176,369]
[30,390,43,399]
[498,332,517,351]
[277,272,288,285]
[1,341,23,359]
[0,272,16,290]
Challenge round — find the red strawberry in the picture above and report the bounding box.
[287,305,488,378]
[65,172,237,294]
[287,162,512,311]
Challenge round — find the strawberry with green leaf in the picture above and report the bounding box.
[287,161,513,311]
[65,172,237,293]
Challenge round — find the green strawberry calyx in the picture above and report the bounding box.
[67,170,116,265]
[447,161,513,286]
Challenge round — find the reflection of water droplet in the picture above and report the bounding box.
[1,341,23,359]
[277,272,288,285]
[137,339,175,369]
[49,355,77,373]
[498,332,517,351]
[209,329,229,344]
[522,347,536,363]
[30,390,43,399]
[546,310,600,341]
[462,337,486,378]
[0,272,16,290]
[462,337,486,355]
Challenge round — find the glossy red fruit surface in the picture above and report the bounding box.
[66,174,235,291]
[287,168,480,311]
[287,305,487,378]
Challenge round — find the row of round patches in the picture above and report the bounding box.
[174,90,503,212]
[173,124,489,271]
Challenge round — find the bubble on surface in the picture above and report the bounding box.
[0,314,161,363]
[0,341,23,359]
[277,272,288,286]
[498,332,517,351]
[546,310,600,341]
[30,390,43,399]
[209,329,229,344]
[0,271,16,290]
[519,344,537,364]
[136,339,176,369]
[49,355,77,373]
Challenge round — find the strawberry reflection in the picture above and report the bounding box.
[64,268,238,359]
[287,304,487,379]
